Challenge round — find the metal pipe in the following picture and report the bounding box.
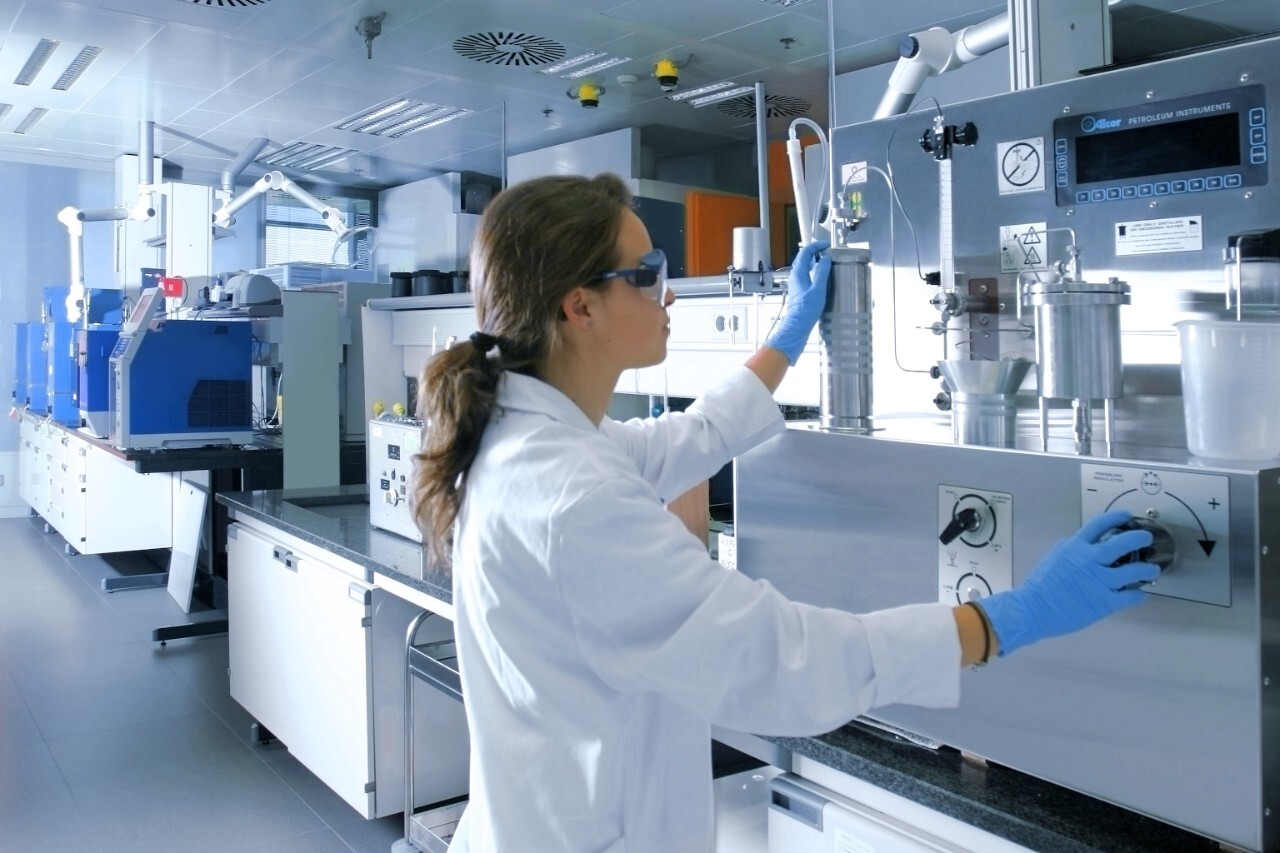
[955,12,1011,61]
[754,82,769,252]
[220,137,270,196]
[139,120,154,187]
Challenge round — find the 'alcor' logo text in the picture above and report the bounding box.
[1081,116,1121,132]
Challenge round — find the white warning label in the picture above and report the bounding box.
[999,221,1048,273]
[1115,216,1204,256]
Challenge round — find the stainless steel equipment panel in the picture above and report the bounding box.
[734,427,1278,851]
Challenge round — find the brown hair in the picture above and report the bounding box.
[412,173,633,566]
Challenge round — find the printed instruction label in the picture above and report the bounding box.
[996,138,1045,195]
[1115,216,1203,255]
[999,221,1048,273]
[841,161,868,186]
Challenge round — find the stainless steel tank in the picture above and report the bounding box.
[1022,277,1130,449]
[1022,278,1130,401]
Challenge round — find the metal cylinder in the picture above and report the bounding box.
[937,358,1031,448]
[1023,279,1130,401]
[732,227,768,272]
[820,247,873,432]
[951,393,1018,447]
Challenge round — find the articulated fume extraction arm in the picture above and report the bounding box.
[57,121,158,323]
[214,170,378,264]
[874,13,1010,120]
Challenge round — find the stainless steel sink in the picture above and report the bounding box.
[284,494,369,521]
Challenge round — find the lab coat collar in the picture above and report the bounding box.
[496,370,599,435]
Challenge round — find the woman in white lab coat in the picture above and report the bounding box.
[413,173,1157,853]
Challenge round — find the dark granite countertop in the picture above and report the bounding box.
[767,722,1217,852]
[216,486,451,604]
[216,486,1219,853]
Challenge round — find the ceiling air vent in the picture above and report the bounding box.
[715,94,811,119]
[453,32,565,67]
[178,0,273,7]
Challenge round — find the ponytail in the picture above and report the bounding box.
[412,172,632,567]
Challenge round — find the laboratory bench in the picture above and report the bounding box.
[216,486,1219,852]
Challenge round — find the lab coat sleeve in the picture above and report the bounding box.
[598,365,784,501]
[552,478,961,736]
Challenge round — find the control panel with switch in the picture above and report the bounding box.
[937,485,1013,605]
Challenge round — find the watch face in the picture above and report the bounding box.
[1002,143,1040,186]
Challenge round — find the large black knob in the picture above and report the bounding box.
[940,507,981,545]
[1104,517,1176,572]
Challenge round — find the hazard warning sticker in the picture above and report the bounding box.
[999,221,1048,273]
[1114,216,1203,256]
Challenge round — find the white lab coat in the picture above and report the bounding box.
[449,366,961,853]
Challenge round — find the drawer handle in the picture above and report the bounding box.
[271,545,298,570]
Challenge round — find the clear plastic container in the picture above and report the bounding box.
[1176,319,1280,460]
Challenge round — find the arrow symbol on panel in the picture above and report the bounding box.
[1166,491,1217,557]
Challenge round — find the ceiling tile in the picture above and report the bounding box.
[222,50,337,99]
[604,0,778,41]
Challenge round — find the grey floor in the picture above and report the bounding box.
[0,514,406,853]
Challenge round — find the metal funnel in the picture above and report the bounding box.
[938,358,1032,395]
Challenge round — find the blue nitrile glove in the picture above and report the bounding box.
[766,240,832,365]
[976,510,1159,657]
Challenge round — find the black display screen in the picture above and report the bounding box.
[1074,113,1240,185]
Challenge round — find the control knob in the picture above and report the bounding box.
[1102,516,1176,589]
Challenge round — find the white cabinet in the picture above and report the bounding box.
[227,519,468,818]
[18,417,50,516]
[39,428,172,554]
[626,294,822,407]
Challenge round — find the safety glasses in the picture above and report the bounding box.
[593,248,669,302]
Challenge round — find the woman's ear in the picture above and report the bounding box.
[559,285,600,332]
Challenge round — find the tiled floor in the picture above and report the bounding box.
[0,514,406,853]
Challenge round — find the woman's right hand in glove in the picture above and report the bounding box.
[975,510,1160,657]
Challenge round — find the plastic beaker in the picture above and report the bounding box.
[1176,319,1280,460]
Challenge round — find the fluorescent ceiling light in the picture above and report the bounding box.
[666,81,736,102]
[388,109,471,138]
[379,107,453,136]
[258,141,313,164]
[15,39,60,86]
[14,107,49,134]
[292,147,358,171]
[0,104,12,122]
[689,86,754,107]
[273,144,327,167]
[53,45,102,91]
[335,98,411,130]
[355,103,439,134]
[562,57,631,79]
[759,0,817,6]
[538,51,606,75]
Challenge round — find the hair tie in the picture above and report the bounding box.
[470,331,500,354]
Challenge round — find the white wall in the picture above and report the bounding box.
[378,173,478,275]
[0,161,114,456]
[506,127,641,185]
